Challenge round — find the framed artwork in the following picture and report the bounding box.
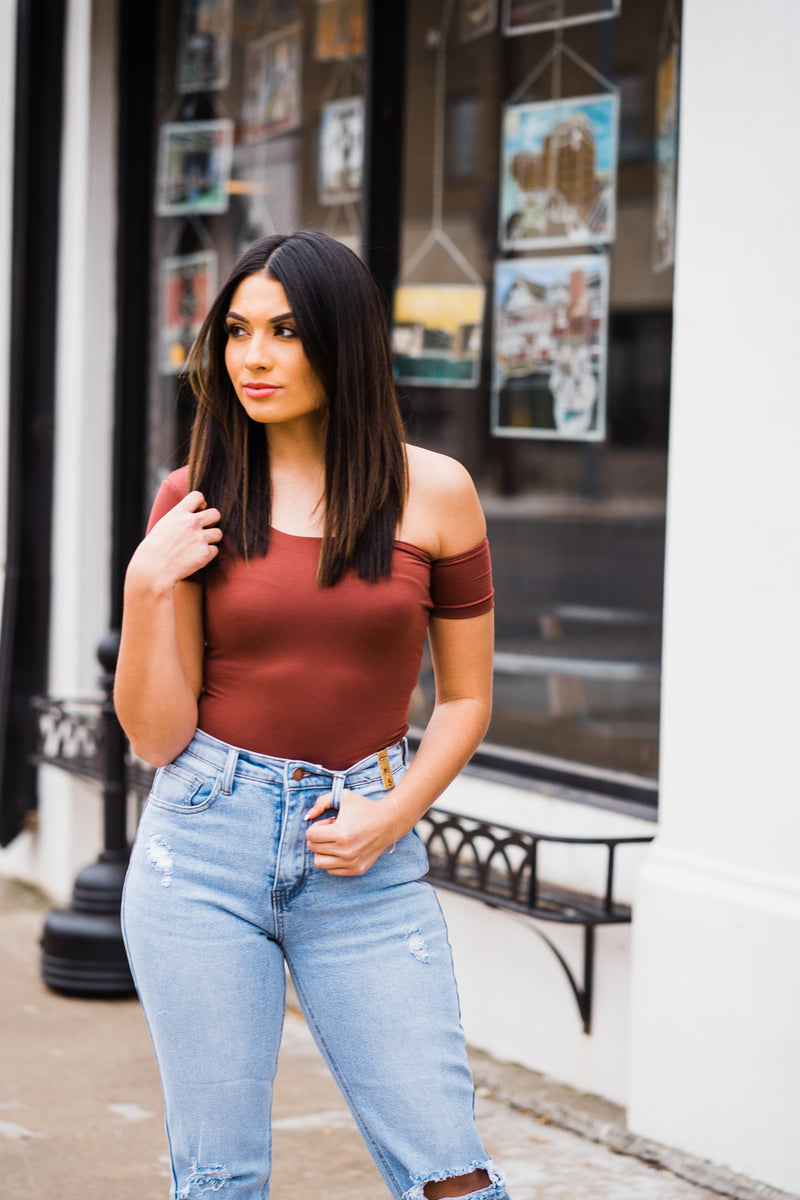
[318,96,364,205]
[500,93,619,250]
[315,0,365,59]
[176,0,234,93]
[392,285,486,388]
[503,0,620,36]
[492,254,609,441]
[653,44,680,272]
[460,0,498,42]
[156,119,234,216]
[241,27,302,143]
[158,251,218,374]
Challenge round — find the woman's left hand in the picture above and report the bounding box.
[304,789,397,876]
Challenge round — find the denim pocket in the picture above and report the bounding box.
[148,761,222,814]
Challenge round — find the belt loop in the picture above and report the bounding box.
[329,772,346,811]
[221,745,239,795]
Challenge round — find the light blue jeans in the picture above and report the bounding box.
[121,730,508,1200]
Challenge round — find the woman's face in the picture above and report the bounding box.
[224,273,326,436]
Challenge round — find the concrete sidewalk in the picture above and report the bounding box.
[1,880,792,1200]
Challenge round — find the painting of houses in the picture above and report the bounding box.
[492,254,608,439]
[392,284,486,387]
[500,94,618,249]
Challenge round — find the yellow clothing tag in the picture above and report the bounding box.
[377,747,395,791]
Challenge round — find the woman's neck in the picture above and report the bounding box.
[266,427,327,537]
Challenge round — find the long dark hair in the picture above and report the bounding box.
[185,230,407,585]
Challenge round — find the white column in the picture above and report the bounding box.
[50,0,117,696]
[627,1,800,1193]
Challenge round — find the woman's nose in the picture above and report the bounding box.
[244,332,273,369]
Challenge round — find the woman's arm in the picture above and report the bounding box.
[306,455,493,874]
[114,491,221,766]
[305,609,493,875]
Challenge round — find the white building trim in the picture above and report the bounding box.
[627,0,800,1191]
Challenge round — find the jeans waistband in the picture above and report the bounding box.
[178,729,408,804]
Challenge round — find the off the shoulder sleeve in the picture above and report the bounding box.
[145,465,191,534]
[429,536,494,620]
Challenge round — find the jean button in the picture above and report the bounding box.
[291,767,306,781]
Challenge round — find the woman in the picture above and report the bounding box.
[117,230,508,1200]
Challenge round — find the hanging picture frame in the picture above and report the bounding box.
[318,96,364,205]
[315,0,365,60]
[653,42,679,272]
[499,93,619,250]
[156,119,234,216]
[503,0,620,37]
[392,284,486,388]
[460,0,498,42]
[241,26,302,143]
[158,250,218,374]
[492,254,609,441]
[176,0,234,93]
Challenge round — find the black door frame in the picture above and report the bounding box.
[0,0,66,846]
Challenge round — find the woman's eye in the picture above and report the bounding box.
[226,324,245,339]
[275,324,297,339]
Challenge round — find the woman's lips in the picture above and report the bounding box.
[243,382,281,398]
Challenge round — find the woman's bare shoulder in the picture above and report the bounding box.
[405,443,470,487]
[402,444,486,558]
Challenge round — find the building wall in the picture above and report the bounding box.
[434,770,653,1105]
[627,0,800,1192]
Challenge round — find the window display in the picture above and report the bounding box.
[653,41,679,271]
[143,0,680,788]
[393,284,486,388]
[158,249,218,373]
[503,0,621,36]
[492,253,608,439]
[399,0,677,781]
[146,0,365,504]
[176,0,234,92]
[318,95,364,205]
[240,27,302,142]
[156,119,235,216]
[499,95,619,250]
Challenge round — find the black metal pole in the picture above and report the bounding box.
[363,0,407,306]
[40,632,134,996]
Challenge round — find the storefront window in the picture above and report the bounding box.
[143,0,679,791]
[399,0,679,782]
[146,0,366,498]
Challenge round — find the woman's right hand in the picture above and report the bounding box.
[126,491,222,596]
[116,491,219,765]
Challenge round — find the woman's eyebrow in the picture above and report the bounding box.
[224,309,295,325]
